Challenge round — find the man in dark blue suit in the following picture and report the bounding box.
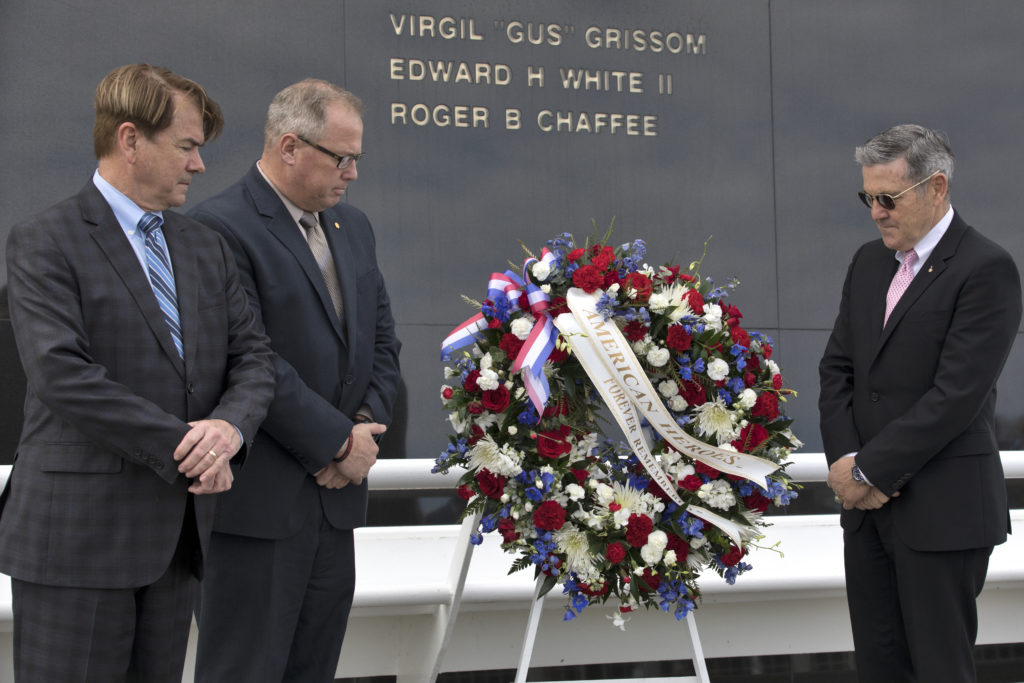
[820,124,1021,682]
[189,79,401,682]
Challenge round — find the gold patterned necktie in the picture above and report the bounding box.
[299,212,343,320]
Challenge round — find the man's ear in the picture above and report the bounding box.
[116,121,140,162]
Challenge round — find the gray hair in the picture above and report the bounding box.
[855,124,954,194]
[264,79,363,148]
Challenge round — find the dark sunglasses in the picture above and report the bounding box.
[858,170,940,210]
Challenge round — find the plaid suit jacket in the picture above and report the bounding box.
[0,181,275,588]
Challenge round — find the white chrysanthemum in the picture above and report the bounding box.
[531,261,551,281]
[694,397,736,443]
[647,346,670,367]
[511,317,534,341]
[668,395,688,412]
[736,388,757,410]
[698,479,737,510]
[554,525,594,575]
[467,435,523,477]
[658,380,679,398]
[648,290,673,313]
[706,358,730,381]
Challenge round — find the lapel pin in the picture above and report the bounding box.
[334,221,340,230]
[928,265,933,273]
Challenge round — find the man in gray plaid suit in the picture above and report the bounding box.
[0,63,275,682]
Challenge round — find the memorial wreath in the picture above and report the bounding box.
[435,230,800,626]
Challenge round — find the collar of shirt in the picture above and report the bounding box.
[92,169,164,271]
[898,205,954,276]
[255,161,316,232]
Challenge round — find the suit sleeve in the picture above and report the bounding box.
[6,219,190,483]
[858,248,1021,494]
[190,208,354,473]
[818,253,864,465]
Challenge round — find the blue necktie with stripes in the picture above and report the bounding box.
[138,212,184,359]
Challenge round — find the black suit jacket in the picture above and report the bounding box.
[819,211,1021,551]
[0,181,275,588]
[188,164,401,538]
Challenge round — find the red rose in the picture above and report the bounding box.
[537,429,572,459]
[638,568,661,592]
[533,500,566,531]
[730,326,750,348]
[695,461,720,479]
[475,468,507,499]
[622,320,649,342]
[441,387,454,400]
[605,542,626,564]
[666,533,690,563]
[568,248,586,262]
[625,513,653,547]
[665,325,693,352]
[466,401,485,415]
[721,546,745,567]
[572,264,605,293]
[624,272,653,302]
[457,484,474,500]
[603,270,621,289]
[463,370,481,393]
[680,475,703,492]
[482,385,511,413]
[499,332,525,360]
[684,289,705,315]
[743,490,773,513]
[680,380,707,407]
[751,392,779,421]
[497,517,520,543]
[732,422,770,453]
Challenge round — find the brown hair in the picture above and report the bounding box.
[93,63,224,159]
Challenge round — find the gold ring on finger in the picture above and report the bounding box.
[208,450,218,460]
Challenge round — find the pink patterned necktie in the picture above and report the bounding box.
[884,248,918,326]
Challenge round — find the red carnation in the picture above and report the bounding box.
[467,401,485,415]
[549,296,570,317]
[625,513,654,547]
[623,320,649,342]
[482,385,511,413]
[591,245,615,270]
[666,325,693,352]
[533,500,567,531]
[517,292,530,311]
[572,264,605,293]
[647,478,674,502]
[721,546,745,567]
[684,289,705,315]
[624,272,653,302]
[578,581,609,598]
[457,484,474,500]
[543,396,569,418]
[695,461,721,479]
[475,468,507,500]
[638,568,661,592]
[547,345,569,363]
[666,533,690,563]
[680,475,703,492]
[680,380,707,407]
[571,467,589,484]
[730,326,750,348]
[497,517,520,543]
[605,542,627,564]
[762,342,773,359]
[772,374,783,390]
[743,490,773,513]
[463,370,481,393]
[751,392,780,421]
[499,332,525,360]
[743,371,757,387]
[467,424,485,445]
[732,422,770,453]
[487,318,503,329]
[568,247,586,262]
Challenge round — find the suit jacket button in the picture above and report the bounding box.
[870,392,879,402]
[344,374,355,385]
[187,383,195,394]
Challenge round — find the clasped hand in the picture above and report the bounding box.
[314,422,387,490]
[827,458,899,510]
[173,419,241,495]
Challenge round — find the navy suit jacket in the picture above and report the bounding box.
[819,212,1020,551]
[188,164,401,538]
[0,181,275,588]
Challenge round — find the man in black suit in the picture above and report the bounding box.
[189,79,401,682]
[820,124,1021,682]
[0,64,275,682]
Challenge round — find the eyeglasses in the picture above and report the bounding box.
[296,134,364,170]
[858,169,940,210]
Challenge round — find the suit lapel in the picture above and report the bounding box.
[321,208,357,349]
[246,167,347,345]
[162,213,196,377]
[82,186,186,376]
